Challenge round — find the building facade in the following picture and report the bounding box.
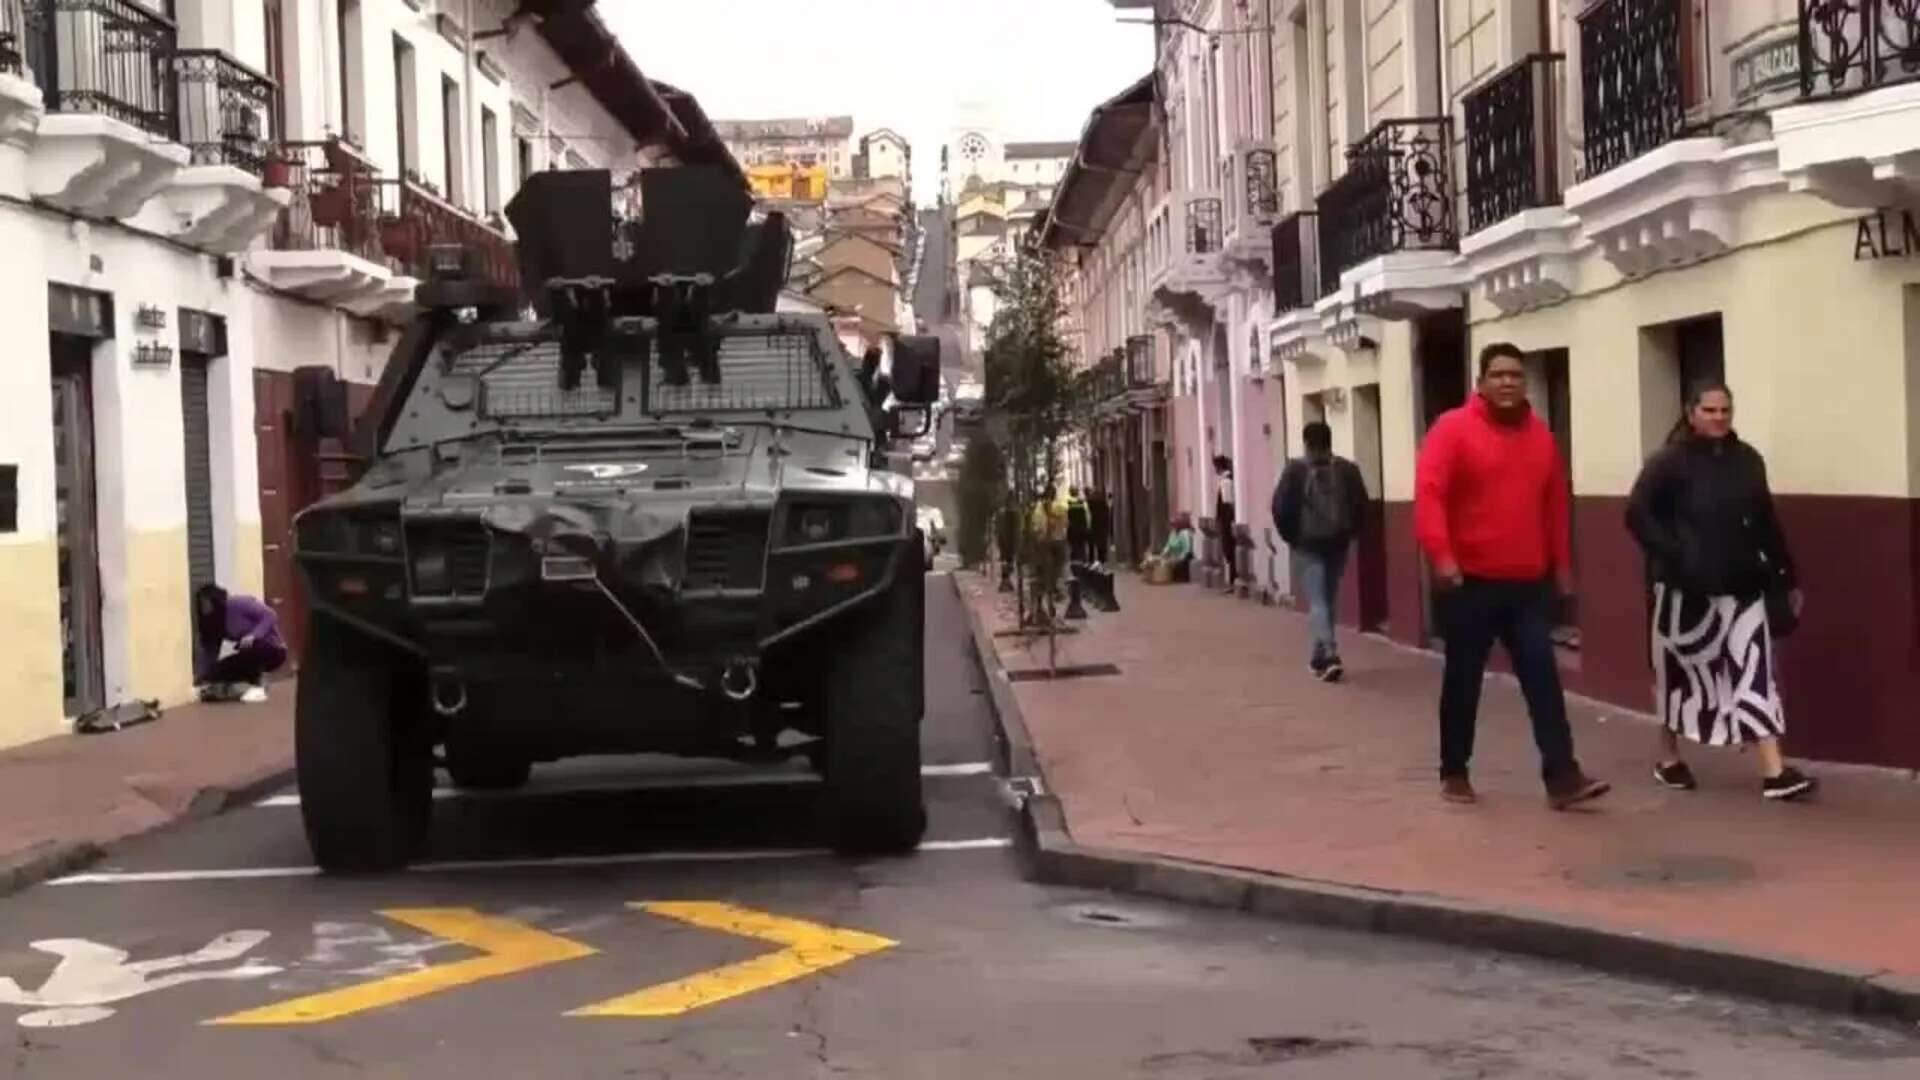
[1074,0,1920,771]
[0,0,722,750]
[714,115,855,179]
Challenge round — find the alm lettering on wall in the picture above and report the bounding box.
[1853,208,1920,261]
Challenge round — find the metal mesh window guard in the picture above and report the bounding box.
[452,340,621,420]
[648,331,839,413]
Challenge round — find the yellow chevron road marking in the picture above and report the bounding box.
[567,902,897,1018]
[206,908,598,1025]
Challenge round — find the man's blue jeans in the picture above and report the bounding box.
[1296,545,1349,664]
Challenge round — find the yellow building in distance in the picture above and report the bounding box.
[745,162,829,202]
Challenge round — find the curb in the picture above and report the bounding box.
[0,763,296,900]
[948,571,1920,1025]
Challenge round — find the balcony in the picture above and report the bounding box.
[1222,139,1281,277]
[161,49,288,253]
[1775,1,1920,208]
[1145,188,1232,325]
[1268,210,1328,362]
[1458,53,1580,314]
[1313,117,1466,328]
[1563,0,1783,278]
[253,138,516,317]
[253,139,408,311]
[13,0,190,217]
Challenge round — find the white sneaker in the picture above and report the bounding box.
[239,685,268,704]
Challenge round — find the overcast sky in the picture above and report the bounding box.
[605,0,1153,205]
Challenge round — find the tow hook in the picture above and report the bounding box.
[430,674,469,717]
[719,658,759,702]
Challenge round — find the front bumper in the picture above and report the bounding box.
[298,510,911,683]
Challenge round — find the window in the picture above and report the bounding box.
[393,36,416,178]
[481,105,500,212]
[338,0,361,142]
[442,75,465,203]
[263,0,286,139]
[517,136,534,185]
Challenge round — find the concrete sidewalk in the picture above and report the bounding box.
[957,571,1920,1017]
[0,684,295,894]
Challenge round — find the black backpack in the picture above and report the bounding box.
[1297,460,1352,546]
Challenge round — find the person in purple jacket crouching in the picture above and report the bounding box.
[194,584,288,704]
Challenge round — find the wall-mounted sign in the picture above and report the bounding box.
[132,342,174,368]
[48,284,112,339]
[1732,33,1800,103]
[1853,208,1920,261]
[178,308,227,357]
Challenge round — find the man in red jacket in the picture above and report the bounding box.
[1415,343,1609,809]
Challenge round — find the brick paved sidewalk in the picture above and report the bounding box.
[0,683,295,892]
[959,572,1920,981]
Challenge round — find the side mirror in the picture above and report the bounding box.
[890,334,941,405]
[889,406,933,440]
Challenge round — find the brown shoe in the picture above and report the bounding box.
[1546,770,1611,809]
[1441,775,1477,804]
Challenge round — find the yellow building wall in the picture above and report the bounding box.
[1467,191,1920,499]
[0,540,66,747]
[124,527,196,710]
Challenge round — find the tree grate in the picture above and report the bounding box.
[1004,663,1121,682]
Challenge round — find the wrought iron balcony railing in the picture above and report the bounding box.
[1799,0,1920,97]
[269,137,517,293]
[0,0,24,75]
[1185,195,1223,255]
[1464,53,1564,236]
[19,0,181,139]
[1126,334,1156,388]
[1314,117,1456,295]
[171,49,275,175]
[384,177,520,293]
[1578,0,1687,180]
[1270,210,1319,310]
[271,138,387,264]
[1244,146,1280,220]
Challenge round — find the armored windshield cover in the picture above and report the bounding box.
[504,165,790,317]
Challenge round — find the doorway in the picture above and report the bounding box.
[1414,311,1469,641]
[51,336,104,717]
[1352,383,1388,632]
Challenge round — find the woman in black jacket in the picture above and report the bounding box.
[1625,383,1814,800]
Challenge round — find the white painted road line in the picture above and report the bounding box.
[45,837,1016,886]
[252,761,995,808]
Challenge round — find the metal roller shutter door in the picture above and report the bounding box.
[181,355,217,598]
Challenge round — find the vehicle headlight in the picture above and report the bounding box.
[782,499,902,547]
[799,508,836,543]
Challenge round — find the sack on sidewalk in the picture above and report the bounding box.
[74,699,162,736]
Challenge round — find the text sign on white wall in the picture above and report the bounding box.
[1854,209,1920,261]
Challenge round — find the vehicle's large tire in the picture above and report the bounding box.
[444,736,532,791]
[295,613,434,873]
[820,544,927,854]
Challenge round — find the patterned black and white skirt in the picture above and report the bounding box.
[1651,583,1786,746]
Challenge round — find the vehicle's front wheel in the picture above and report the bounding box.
[820,545,927,854]
[295,614,434,873]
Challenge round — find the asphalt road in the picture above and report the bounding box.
[1,576,1915,1078]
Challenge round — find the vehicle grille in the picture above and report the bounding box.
[683,511,770,591]
[409,520,492,598]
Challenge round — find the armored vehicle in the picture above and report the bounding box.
[290,166,940,872]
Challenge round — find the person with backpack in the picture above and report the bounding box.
[1273,422,1368,681]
